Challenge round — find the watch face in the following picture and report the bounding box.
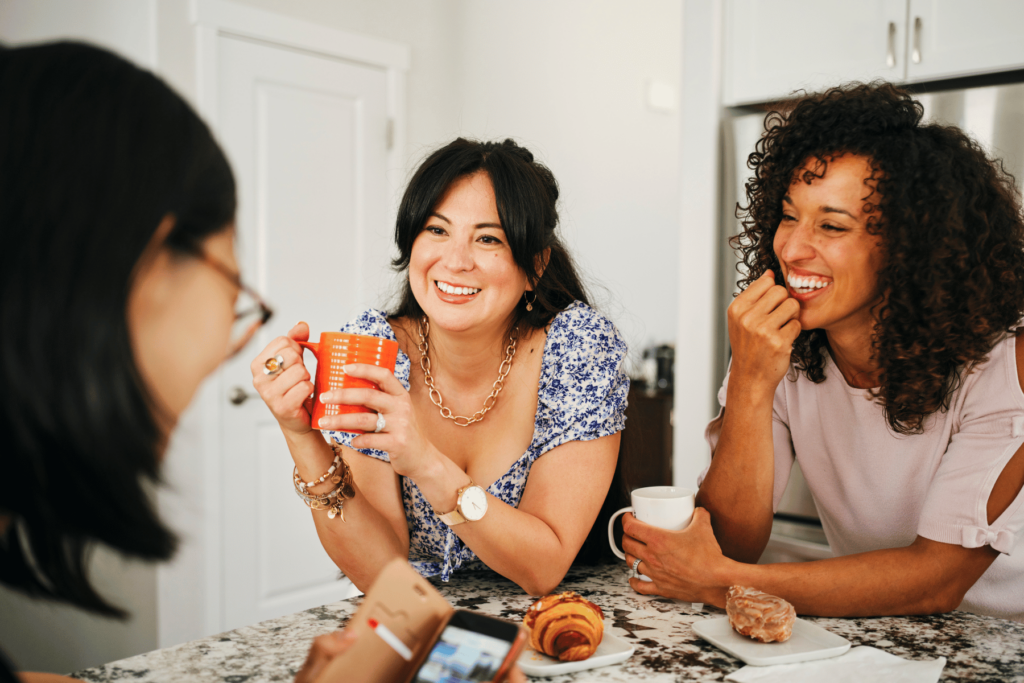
[460,486,488,521]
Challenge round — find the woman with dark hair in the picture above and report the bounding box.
[621,82,1024,620]
[0,41,359,682]
[252,138,628,595]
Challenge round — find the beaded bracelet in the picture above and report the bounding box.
[294,452,342,492]
[293,451,354,520]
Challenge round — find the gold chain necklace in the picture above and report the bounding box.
[417,317,518,427]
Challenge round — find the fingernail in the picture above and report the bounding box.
[319,393,328,402]
[318,418,327,427]
[343,364,354,372]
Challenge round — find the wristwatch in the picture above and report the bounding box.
[438,481,489,526]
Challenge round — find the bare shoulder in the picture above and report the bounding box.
[388,315,416,358]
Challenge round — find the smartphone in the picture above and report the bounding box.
[412,610,527,683]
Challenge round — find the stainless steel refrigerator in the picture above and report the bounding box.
[717,82,1024,562]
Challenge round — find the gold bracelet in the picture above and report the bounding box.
[293,447,354,520]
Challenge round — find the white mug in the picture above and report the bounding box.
[608,486,695,580]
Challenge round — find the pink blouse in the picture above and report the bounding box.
[705,333,1024,621]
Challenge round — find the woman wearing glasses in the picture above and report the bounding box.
[251,139,629,595]
[0,42,360,683]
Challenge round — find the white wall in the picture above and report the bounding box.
[233,0,683,360]
[455,0,682,360]
[674,0,722,491]
[455,0,682,355]
[0,0,156,67]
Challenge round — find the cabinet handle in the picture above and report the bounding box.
[886,21,897,68]
[912,16,922,64]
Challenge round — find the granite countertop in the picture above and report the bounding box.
[74,563,1024,682]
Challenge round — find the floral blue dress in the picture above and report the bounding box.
[323,300,629,581]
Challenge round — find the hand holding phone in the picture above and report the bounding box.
[294,630,358,683]
[314,559,526,683]
[412,610,527,683]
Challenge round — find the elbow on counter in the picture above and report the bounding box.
[517,568,568,598]
[898,581,968,617]
[927,585,970,616]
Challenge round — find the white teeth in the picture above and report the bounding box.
[787,274,831,291]
[436,281,480,296]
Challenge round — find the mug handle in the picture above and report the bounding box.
[296,340,319,355]
[607,506,633,561]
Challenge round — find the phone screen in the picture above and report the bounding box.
[413,612,517,683]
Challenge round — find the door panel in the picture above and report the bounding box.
[216,34,388,630]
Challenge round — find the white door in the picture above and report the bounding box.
[214,34,391,630]
[723,0,908,106]
[906,0,1024,82]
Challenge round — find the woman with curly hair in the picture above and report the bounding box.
[620,82,1024,620]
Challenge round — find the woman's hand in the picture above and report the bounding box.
[316,363,441,481]
[290,627,525,683]
[621,508,734,608]
[727,269,801,396]
[293,629,358,683]
[250,321,316,437]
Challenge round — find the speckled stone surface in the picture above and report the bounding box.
[73,563,1024,682]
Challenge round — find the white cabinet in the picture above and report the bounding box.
[725,0,1024,106]
[906,0,1024,81]
[724,0,906,106]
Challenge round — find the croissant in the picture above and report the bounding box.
[524,591,604,661]
[726,586,796,643]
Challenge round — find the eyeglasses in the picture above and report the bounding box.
[188,247,274,359]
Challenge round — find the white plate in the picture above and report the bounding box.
[692,616,850,666]
[518,631,635,677]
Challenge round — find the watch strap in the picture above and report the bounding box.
[438,480,477,526]
[438,508,467,526]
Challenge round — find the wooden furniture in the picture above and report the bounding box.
[621,386,674,489]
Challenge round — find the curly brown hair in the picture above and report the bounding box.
[735,82,1024,434]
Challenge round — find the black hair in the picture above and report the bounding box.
[0,41,236,616]
[391,138,589,330]
[737,82,1024,434]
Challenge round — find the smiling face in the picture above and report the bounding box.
[409,171,530,334]
[773,154,885,336]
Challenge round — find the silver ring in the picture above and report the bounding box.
[631,558,643,578]
[374,412,386,433]
[263,355,285,376]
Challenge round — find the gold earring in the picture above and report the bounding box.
[525,291,536,312]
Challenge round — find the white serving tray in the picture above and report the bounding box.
[692,616,850,666]
[518,631,635,677]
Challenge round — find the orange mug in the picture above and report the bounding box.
[298,332,400,434]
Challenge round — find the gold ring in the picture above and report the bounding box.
[263,354,285,376]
